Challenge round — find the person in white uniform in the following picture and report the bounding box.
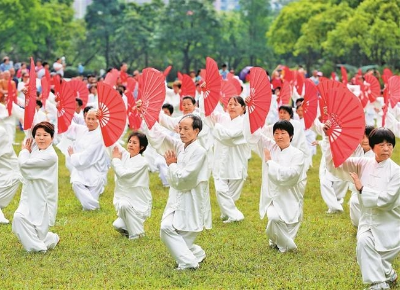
[244,118,306,252]
[110,131,152,240]
[323,125,400,290]
[66,109,109,210]
[203,96,250,223]
[12,121,59,252]
[143,114,211,270]
[0,126,21,223]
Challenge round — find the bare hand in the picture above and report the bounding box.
[244,96,251,104]
[349,172,362,191]
[67,146,74,156]
[22,138,33,152]
[311,140,319,146]
[322,120,332,135]
[263,148,271,162]
[112,146,122,159]
[164,150,177,166]
[136,99,143,114]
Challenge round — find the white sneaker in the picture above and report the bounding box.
[387,269,398,284]
[223,217,244,224]
[367,282,390,290]
[0,209,9,224]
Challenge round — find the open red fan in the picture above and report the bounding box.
[318,83,365,167]
[97,82,127,146]
[317,79,345,122]
[199,69,206,81]
[7,78,16,116]
[247,67,272,134]
[24,57,37,130]
[177,71,183,81]
[363,74,380,103]
[382,68,393,85]
[126,77,137,96]
[127,92,141,130]
[57,81,76,134]
[104,69,119,87]
[226,74,242,95]
[180,74,196,97]
[137,67,166,130]
[388,76,400,108]
[52,74,61,102]
[69,79,89,107]
[220,80,238,108]
[278,81,291,106]
[341,66,348,85]
[295,72,304,96]
[41,77,50,108]
[203,57,222,116]
[163,66,172,78]
[282,66,294,85]
[119,70,128,85]
[302,79,318,129]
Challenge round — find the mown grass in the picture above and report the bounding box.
[0,131,399,289]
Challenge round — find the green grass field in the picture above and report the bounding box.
[0,130,399,289]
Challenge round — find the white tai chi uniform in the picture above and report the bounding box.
[0,126,21,223]
[244,115,306,252]
[204,111,250,222]
[144,123,211,269]
[110,145,152,239]
[385,109,400,138]
[66,124,109,210]
[324,143,400,286]
[12,143,59,252]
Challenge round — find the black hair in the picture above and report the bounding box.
[36,100,43,108]
[83,106,93,115]
[369,128,396,149]
[296,98,304,105]
[182,96,196,105]
[365,125,375,137]
[228,96,246,114]
[273,120,294,141]
[32,121,55,138]
[279,105,293,119]
[180,114,202,132]
[162,103,174,115]
[127,131,148,154]
[76,98,83,107]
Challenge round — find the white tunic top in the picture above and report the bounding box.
[145,123,212,232]
[111,150,152,218]
[0,126,21,187]
[17,144,58,226]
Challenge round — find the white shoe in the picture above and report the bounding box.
[0,209,9,224]
[223,217,244,224]
[387,269,398,285]
[367,282,390,290]
[175,265,199,271]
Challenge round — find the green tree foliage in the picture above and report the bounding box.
[157,0,220,72]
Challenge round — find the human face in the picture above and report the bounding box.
[85,111,99,131]
[273,129,291,150]
[162,108,171,116]
[35,128,53,150]
[127,136,142,157]
[182,99,195,115]
[227,98,245,120]
[296,106,304,119]
[178,117,199,147]
[279,109,291,121]
[360,134,371,152]
[373,141,393,162]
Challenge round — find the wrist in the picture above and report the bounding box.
[359,186,363,194]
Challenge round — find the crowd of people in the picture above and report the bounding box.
[0,56,400,289]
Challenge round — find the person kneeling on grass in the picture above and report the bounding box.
[244,117,306,253]
[143,114,211,270]
[12,122,59,252]
[109,131,152,240]
[323,124,400,290]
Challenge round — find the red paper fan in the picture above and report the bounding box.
[127,92,142,130]
[163,66,172,78]
[52,74,61,101]
[203,57,222,116]
[247,67,272,134]
[41,77,50,108]
[220,80,238,108]
[295,72,305,96]
[97,82,127,146]
[278,81,291,106]
[126,77,137,96]
[363,74,380,103]
[382,68,393,85]
[282,66,294,84]
[199,69,206,81]
[341,66,348,86]
[104,69,119,87]
[57,81,76,134]
[24,57,37,130]
[69,79,89,107]
[7,78,16,116]
[228,77,242,95]
[119,70,128,85]
[180,74,196,97]
[137,67,166,130]
[318,84,365,167]
[177,71,183,81]
[317,80,346,123]
[226,72,235,80]
[388,76,400,108]
[302,79,318,129]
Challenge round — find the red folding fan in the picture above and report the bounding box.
[220,80,238,108]
[247,67,272,134]
[97,82,127,146]
[382,68,393,85]
[163,66,172,78]
[318,83,365,167]
[41,77,50,108]
[317,79,346,123]
[57,81,76,134]
[52,74,61,102]
[24,57,37,130]
[295,71,305,96]
[363,74,381,103]
[278,81,291,106]
[388,76,400,108]
[341,66,348,86]
[203,57,222,116]
[302,79,318,129]
[7,78,16,116]
[69,79,89,107]
[137,67,166,130]
[104,69,119,87]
